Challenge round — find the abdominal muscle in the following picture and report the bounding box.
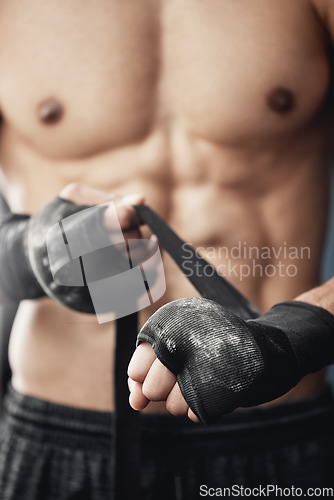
[5,124,329,413]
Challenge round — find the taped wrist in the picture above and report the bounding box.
[0,213,44,302]
[28,197,109,313]
[137,298,334,425]
[0,197,110,311]
[251,301,334,376]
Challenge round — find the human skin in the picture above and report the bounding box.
[0,0,333,413]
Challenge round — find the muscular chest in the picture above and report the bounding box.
[0,0,329,160]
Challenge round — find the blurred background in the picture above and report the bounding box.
[322,171,334,389]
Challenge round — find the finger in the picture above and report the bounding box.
[142,358,176,401]
[166,382,189,416]
[60,183,145,233]
[128,343,157,383]
[104,202,143,232]
[121,194,145,206]
[117,193,145,227]
[188,408,201,423]
[129,380,150,411]
[60,183,145,231]
[123,228,142,242]
[60,182,119,206]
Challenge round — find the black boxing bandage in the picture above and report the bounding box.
[0,213,44,302]
[0,198,110,312]
[133,205,260,320]
[137,298,334,424]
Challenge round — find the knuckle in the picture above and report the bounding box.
[127,365,135,380]
[142,382,160,401]
[127,365,143,382]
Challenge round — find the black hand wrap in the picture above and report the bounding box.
[137,297,334,424]
[0,198,107,312]
[0,213,44,301]
[29,197,111,313]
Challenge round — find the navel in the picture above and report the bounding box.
[37,98,64,125]
[267,87,295,114]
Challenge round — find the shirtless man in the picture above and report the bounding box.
[0,0,334,498]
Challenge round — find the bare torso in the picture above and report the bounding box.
[0,0,332,411]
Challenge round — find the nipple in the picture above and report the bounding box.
[37,98,64,124]
[267,87,295,114]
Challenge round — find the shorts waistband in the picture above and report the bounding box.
[3,384,334,450]
[2,384,113,452]
[139,385,334,443]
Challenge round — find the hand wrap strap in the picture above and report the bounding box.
[134,205,259,320]
[137,298,334,424]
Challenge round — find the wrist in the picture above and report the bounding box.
[294,279,334,316]
[256,301,334,375]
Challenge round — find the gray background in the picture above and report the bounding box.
[322,172,334,387]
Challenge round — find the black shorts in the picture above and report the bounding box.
[1,384,334,500]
